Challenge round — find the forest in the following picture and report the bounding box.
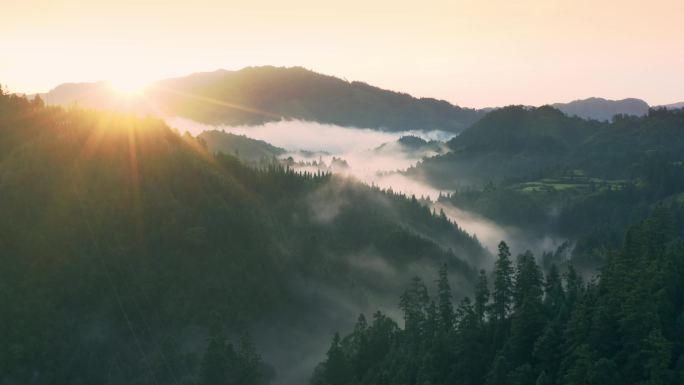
[1,87,683,385]
[407,105,684,271]
[311,209,684,385]
[5,0,684,384]
[0,90,483,384]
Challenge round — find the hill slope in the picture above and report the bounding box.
[0,92,487,385]
[198,129,286,165]
[411,105,684,187]
[39,66,486,133]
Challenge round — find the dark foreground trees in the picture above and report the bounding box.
[311,210,684,385]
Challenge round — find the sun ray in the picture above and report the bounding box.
[151,85,281,119]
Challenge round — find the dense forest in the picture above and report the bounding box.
[2,86,683,385]
[407,105,684,270]
[311,209,684,385]
[413,105,684,186]
[0,91,485,384]
[197,129,286,167]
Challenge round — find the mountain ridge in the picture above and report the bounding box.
[37,66,486,133]
[551,97,650,121]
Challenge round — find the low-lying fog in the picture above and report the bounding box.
[167,117,453,199]
[168,117,565,256]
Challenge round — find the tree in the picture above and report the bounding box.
[436,263,454,332]
[564,264,583,308]
[200,326,231,385]
[543,264,564,316]
[675,355,684,385]
[474,269,490,323]
[485,351,510,385]
[234,333,266,385]
[323,333,351,385]
[508,363,534,385]
[513,251,543,309]
[535,370,550,385]
[640,328,671,385]
[400,276,430,336]
[31,95,44,108]
[492,241,514,323]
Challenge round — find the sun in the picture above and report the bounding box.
[108,78,149,96]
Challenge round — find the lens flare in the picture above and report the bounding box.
[108,78,149,96]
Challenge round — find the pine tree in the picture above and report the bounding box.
[535,370,550,385]
[513,251,543,309]
[543,264,565,317]
[324,333,351,385]
[437,263,455,332]
[400,276,430,336]
[492,241,514,323]
[234,333,265,385]
[474,269,490,323]
[485,351,510,385]
[640,328,671,385]
[200,326,231,385]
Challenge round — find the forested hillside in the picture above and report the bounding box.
[40,66,486,133]
[0,91,486,384]
[413,105,684,187]
[312,209,684,385]
[198,130,286,166]
[409,105,684,270]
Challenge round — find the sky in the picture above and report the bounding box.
[2,0,683,108]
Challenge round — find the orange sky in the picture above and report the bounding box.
[2,0,683,107]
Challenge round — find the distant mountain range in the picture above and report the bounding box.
[551,97,650,121]
[550,97,684,121]
[659,101,684,110]
[38,66,486,133]
[35,68,684,131]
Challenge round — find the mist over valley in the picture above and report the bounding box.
[3,10,684,382]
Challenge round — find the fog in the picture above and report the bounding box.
[167,116,567,259]
[167,117,454,199]
[166,117,567,385]
[255,178,478,385]
[255,249,471,385]
[433,201,567,266]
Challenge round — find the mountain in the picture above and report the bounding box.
[39,66,486,133]
[408,105,684,272]
[411,105,684,187]
[409,106,602,186]
[552,97,650,121]
[374,135,449,158]
[658,101,684,110]
[198,130,286,165]
[0,92,487,385]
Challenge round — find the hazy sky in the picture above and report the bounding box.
[3,0,683,107]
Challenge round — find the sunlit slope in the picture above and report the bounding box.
[0,93,486,384]
[198,129,286,165]
[39,66,486,132]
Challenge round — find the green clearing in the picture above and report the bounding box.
[514,172,628,193]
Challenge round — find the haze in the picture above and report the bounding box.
[3,0,683,107]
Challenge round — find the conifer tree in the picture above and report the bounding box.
[437,263,455,332]
[492,241,514,323]
[474,269,490,323]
